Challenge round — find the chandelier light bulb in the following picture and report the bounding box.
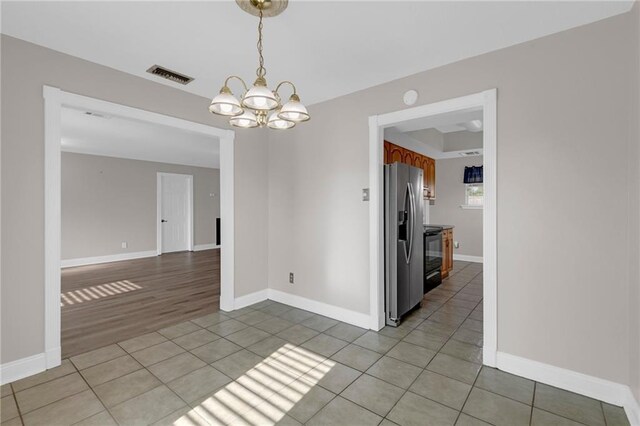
[242,80,279,111]
[267,110,295,130]
[209,86,243,117]
[278,94,310,122]
[230,110,259,128]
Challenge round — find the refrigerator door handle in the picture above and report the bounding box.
[402,182,411,264]
[407,182,415,264]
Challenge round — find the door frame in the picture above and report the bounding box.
[43,86,235,369]
[156,172,194,255]
[368,89,498,366]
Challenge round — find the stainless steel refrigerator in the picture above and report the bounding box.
[384,162,424,326]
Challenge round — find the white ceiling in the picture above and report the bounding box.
[1,1,633,106]
[391,108,483,133]
[61,107,220,168]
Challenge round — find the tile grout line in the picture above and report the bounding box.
[453,345,485,425]
[530,381,536,426]
[10,382,26,426]
[601,400,609,426]
[14,367,107,425]
[73,363,122,426]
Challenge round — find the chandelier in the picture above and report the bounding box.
[209,0,310,129]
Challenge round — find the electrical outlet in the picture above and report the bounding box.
[121,242,128,249]
[454,241,459,249]
[362,188,370,202]
[289,273,294,284]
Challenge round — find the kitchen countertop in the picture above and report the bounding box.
[424,224,455,229]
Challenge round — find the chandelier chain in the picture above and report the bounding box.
[256,8,266,78]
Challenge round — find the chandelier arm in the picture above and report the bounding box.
[224,75,249,94]
[274,80,297,97]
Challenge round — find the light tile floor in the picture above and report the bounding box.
[1,262,631,426]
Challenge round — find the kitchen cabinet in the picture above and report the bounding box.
[420,156,435,199]
[388,143,404,164]
[402,150,414,166]
[426,158,436,199]
[383,141,436,199]
[442,228,454,278]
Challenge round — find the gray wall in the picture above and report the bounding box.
[0,35,268,364]
[61,153,220,259]
[429,156,483,258]
[631,0,640,404]
[267,8,638,388]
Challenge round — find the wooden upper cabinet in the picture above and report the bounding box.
[387,142,404,164]
[402,150,413,165]
[412,153,422,168]
[427,158,436,199]
[383,141,436,199]
[420,157,431,198]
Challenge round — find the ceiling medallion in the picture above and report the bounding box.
[209,0,309,130]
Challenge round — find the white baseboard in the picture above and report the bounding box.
[496,351,640,424]
[234,289,269,310]
[0,353,47,385]
[453,254,483,263]
[231,288,370,330]
[61,250,156,268]
[46,347,61,369]
[193,244,220,251]
[268,289,371,329]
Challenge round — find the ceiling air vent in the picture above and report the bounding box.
[459,151,482,157]
[146,65,194,85]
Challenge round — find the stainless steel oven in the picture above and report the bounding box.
[424,227,443,293]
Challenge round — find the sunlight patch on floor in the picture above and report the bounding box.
[173,343,334,425]
[60,280,142,306]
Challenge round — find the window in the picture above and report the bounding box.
[464,183,484,207]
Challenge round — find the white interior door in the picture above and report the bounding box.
[159,173,192,253]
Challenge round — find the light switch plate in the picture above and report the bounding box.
[362,188,370,202]
[121,242,128,249]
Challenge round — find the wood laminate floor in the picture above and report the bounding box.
[61,249,220,358]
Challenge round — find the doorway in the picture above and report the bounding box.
[43,86,235,369]
[368,89,497,366]
[157,172,194,254]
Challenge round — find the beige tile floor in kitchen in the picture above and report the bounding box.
[0,262,631,426]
